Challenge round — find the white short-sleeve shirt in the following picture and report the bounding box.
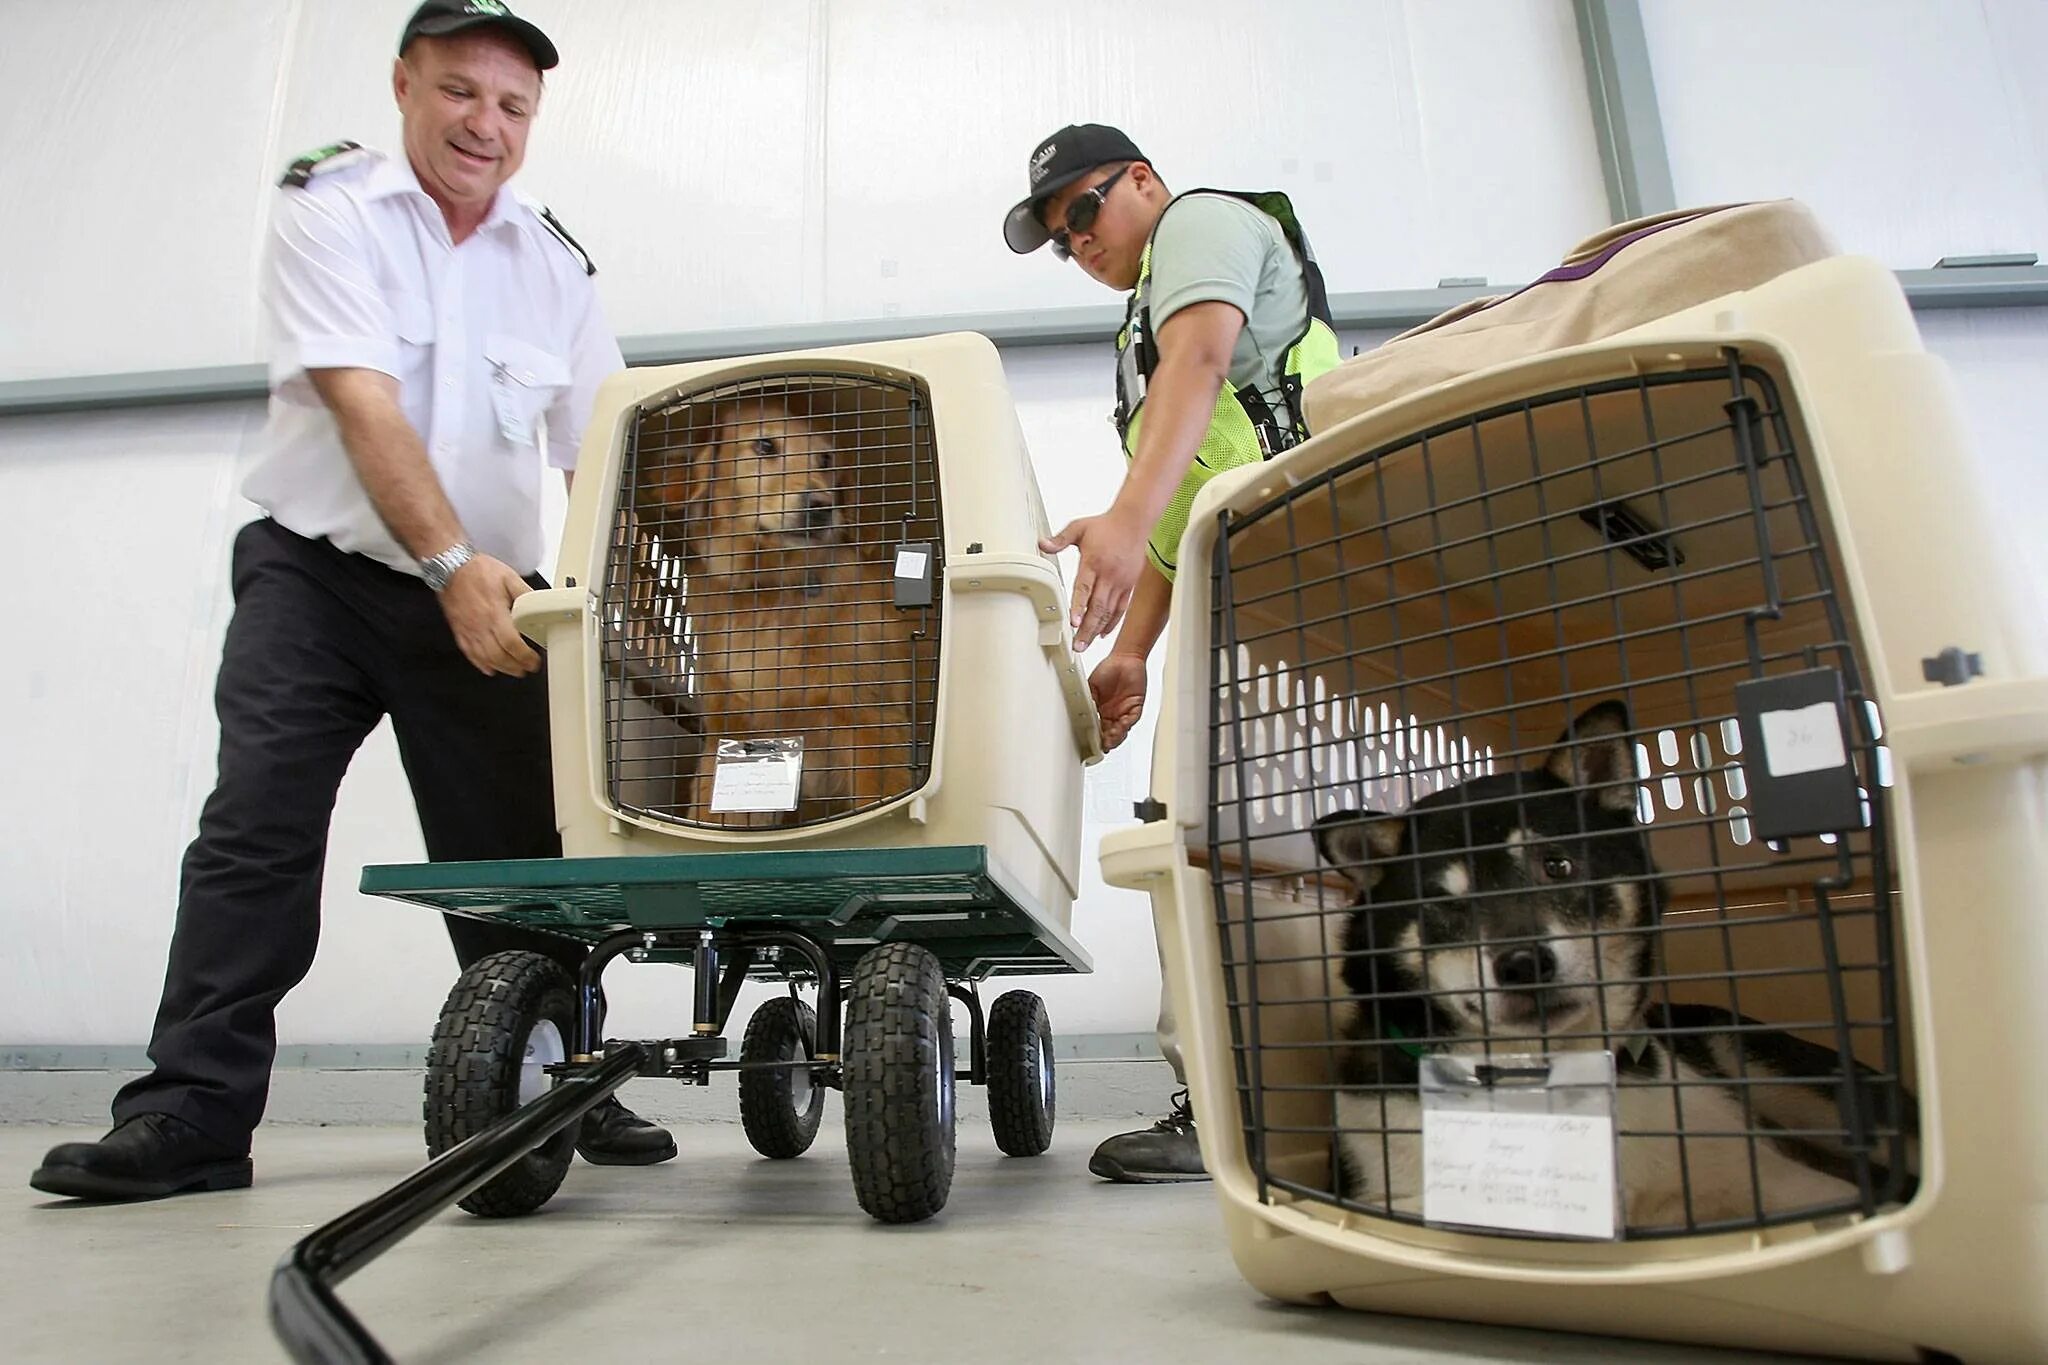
[242,147,624,576]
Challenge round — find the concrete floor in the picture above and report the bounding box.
[4,1120,1828,1365]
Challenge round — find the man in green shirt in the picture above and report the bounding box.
[1005,124,1338,1181]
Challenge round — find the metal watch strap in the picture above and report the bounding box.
[419,541,476,592]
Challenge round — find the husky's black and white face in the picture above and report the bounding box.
[1314,701,1664,1051]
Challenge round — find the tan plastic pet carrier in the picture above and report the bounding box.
[515,332,1103,929]
[1101,257,2048,1362]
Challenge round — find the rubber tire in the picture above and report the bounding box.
[986,990,1056,1156]
[424,950,578,1218]
[843,943,956,1223]
[739,996,825,1158]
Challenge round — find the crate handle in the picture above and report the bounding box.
[950,553,1105,763]
[509,586,586,637]
[1883,677,2048,773]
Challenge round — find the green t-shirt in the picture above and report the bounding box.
[1145,192,1312,414]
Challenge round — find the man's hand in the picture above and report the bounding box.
[1041,503,1151,650]
[1089,652,1149,752]
[439,554,540,676]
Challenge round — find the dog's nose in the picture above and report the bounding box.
[1493,946,1558,988]
[803,492,836,530]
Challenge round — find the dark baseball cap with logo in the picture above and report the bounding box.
[400,0,559,72]
[1002,123,1148,254]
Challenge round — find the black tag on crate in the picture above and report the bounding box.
[1733,668,1865,842]
[892,542,935,608]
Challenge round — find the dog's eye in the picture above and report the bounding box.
[752,437,777,457]
[818,451,832,469]
[1542,854,1576,880]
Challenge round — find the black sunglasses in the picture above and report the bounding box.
[1048,163,1131,261]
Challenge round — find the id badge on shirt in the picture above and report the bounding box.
[491,364,535,446]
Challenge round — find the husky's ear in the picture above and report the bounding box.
[1312,809,1406,892]
[1544,700,1638,816]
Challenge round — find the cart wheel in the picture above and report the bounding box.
[739,995,824,1158]
[424,950,578,1218]
[843,943,955,1223]
[986,990,1056,1156]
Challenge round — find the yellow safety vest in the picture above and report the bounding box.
[1113,189,1342,579]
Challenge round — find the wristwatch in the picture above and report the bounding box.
[418,540,477,592]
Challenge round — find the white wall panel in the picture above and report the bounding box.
[0,406,253,1040]
[820,0,1606,320]
[1641,0,2048,265]
[1916,309,2048,633]
[0,1,292,379]
[494,0,819,336]
[2,0,1601,385]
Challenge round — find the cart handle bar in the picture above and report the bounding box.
[268,1042,649,1364]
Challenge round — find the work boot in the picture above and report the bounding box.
[30,1113,252,1201]
[576,1097,677,1165]
[1089,1089,1208,1183]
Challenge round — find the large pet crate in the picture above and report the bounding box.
[1102,257,2048,1362]
[515,332,1102,927]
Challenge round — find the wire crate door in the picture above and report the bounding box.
[1205,349,1914,1241]
[600,371,944,831]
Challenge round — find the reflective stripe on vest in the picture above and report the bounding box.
[1113,189,1342,579]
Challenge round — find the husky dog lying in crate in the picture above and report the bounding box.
[1311,701,1916,1231]
[638,394,921,825]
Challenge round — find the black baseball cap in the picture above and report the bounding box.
[400,0,559,72]
[1002,123,1148,254]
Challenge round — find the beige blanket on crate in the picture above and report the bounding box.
[1301,201,1838,433]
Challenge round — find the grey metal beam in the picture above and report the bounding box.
[0,287,1491,419]
[6,269,2048,420]
[1573,0,1677,222]
[1895,264,2048,310]
[0,1031,1163,1070]
[0,363,270,418]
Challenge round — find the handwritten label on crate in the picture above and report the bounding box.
[1420,1052,1620,1240]
[1422,1109,1618,1238]
[1758,701,1849,778]
[709,738,804,813]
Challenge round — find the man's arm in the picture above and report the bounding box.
[1044,299,1243,648]
[1086,562,1173,751]
[263,185,538,676]
[306,368,465,559]
[1109,300,1243,542]
[308,367,540,677]
[1108,558,1173,664]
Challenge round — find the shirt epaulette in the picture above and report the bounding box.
[279,141,372,189]
[536,206,597,277]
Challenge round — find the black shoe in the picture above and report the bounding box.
[30,1113,252,1202]
[1089,1089,1209,1183]
[576,1097,677,1166]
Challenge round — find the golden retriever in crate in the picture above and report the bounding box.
[635,394,922,826]
[1311,701,1917,1232]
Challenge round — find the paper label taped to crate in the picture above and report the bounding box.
[1420,1052,1619,1240]
[894,548,929,579]
[710,738,803,813]
[1759,701,1848,778]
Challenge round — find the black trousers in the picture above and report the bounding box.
[113,518,584,1145]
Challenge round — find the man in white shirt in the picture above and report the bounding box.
[32,0,674,1202]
